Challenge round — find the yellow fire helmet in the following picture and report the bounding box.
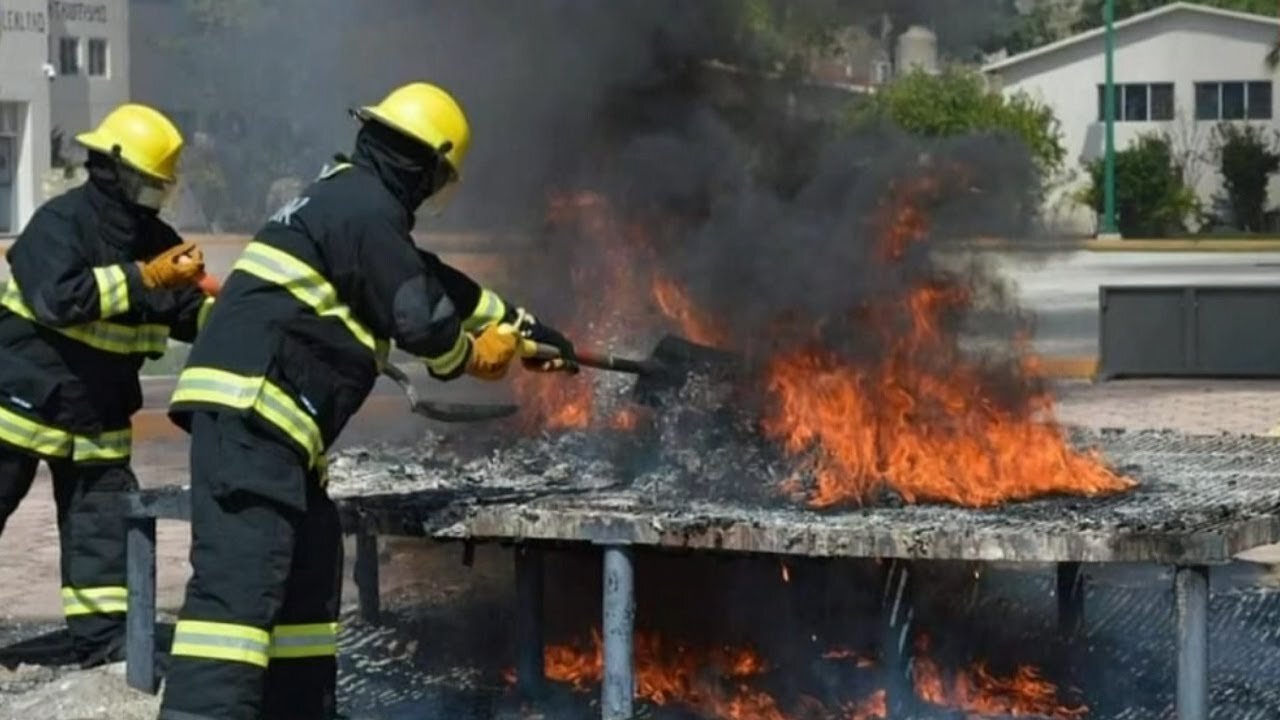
[356,83,471,180]
[76,104,184,183]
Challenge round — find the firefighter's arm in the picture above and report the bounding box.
[5,209,144,326]
[424,250,509,333]
[163,287,214,343]
[353,218,479,380]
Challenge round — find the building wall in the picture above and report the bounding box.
[0,0,53,234]
[47,0,130,145]
[990,11,1280,235]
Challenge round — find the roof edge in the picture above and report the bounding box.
[982,1,1280,74]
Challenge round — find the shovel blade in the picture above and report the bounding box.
[410,400,519,423]
[632,334,741,404]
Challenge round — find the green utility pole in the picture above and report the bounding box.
[1100,0,1118,237]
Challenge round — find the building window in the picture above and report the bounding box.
[1096,83,1174,122]
[1194,81,1273,121]
[1248,81,1272,120]
[87,38,108,77]
[1150,83,1175,121]
[58,36,80,76]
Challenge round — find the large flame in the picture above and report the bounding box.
[517,630,1088,719]
[762,176,1134,507]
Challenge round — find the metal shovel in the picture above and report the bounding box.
[524,334,741,402]
[380,363,518,422]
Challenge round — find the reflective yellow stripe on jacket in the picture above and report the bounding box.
[233,242,379,352]
[461,288,507,333]
[171,367,323,467]
[197,296,216,331]
[91,265,131,317]
[0,402,131,461]
[0,278,168,355]
[62,586,128,616]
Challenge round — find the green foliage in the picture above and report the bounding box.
[1084,134,1198,237]
[1074,0,1277,32]
[1213,123,1280,231]
[849,69,1066,172]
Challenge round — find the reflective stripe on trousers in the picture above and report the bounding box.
[0,402,131,461]
[171,620,272,668]
[170,620,338,668]
[269,622,339,659]
[62,585,127,616]
[1,277,168,355]
[170,367,323,467]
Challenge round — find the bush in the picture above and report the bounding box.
[1084,133,1197,237]
[1213,123,1280,232]
[848,68,1066,174]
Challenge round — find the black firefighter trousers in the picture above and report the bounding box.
[159,411,343,720]
[0,446,137,663]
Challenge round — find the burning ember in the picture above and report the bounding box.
[512,629,1087,719]
[761,176,1133,508]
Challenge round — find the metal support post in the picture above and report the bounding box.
[880,559,916,718]
[1056,562,1085,638]
[1175,565,1210,720]
[514,544,546,700]
[602,545,635,720]
[1100,0,1119,237]
[125,516,158,694]
[354,527,381,624]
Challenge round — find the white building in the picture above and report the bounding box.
[983,2,1280,235]
[0,0,129,235]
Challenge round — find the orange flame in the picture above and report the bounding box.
[516,630,1088,720]
[911,635,1088,719]
[514,192,723,431]
[762,176,1134,507]
[538,631,791,720]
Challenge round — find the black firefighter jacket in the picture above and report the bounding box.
[168,131,509,509]
[0,179,209,464]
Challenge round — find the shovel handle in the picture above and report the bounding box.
[523,341,648,375]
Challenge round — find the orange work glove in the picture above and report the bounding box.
[138,242,205,289]
[465,323,519,381]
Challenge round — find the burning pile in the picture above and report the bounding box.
[511,171,1132,510]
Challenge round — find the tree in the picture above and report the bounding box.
[849,68,1066,173]
[1083,134,1198,237]
[1213,123,1280,231]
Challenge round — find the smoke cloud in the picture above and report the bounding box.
[140,0,1040,364]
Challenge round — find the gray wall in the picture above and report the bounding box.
[47,0,130,153]
[0,0,53,233]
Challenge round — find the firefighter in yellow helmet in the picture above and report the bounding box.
[159,83,575,719]
[0,104,210,666]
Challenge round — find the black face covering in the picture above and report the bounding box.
[85,152,163,254]
[350,121,452,215]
